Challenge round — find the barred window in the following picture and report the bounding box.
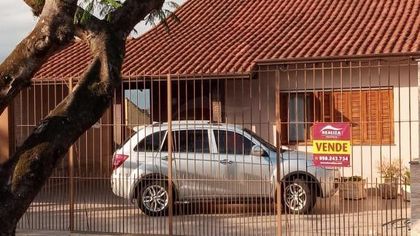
[280,88,394,145]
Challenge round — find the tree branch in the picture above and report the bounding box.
[0,5,109,190]
[0,25,124,233]
[0,0,168,234]
[0,7,124,233]
[0,5,104,194]
[0,0,77,115]
[110,0,165,37]
[23,0,45,16]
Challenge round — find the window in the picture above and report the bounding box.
[134,130,167,152]
[280,88,394,145]
[168,130,210,153]
[214,130,254,155]
[287,93,314,142]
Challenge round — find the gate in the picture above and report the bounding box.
[13,56,418,235]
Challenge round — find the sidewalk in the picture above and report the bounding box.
[17,230,165,236]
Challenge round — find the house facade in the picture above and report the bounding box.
[1,0,419,182]
[224,59,419,180]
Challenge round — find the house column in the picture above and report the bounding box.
[417,59,420,162]
[211,80,225,123]
[411,59,420,234]
[113,88,124,146]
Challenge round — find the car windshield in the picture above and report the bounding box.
[243,128,281,153]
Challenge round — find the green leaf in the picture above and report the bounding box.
[145,1,181,32]
[166,1,180,9]
[100,0,122,9]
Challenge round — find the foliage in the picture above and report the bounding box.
[144,1,180,32]
[402,167,411,185]
[75,0,122,23]
[377,159,402,180]
[74,0,180,29]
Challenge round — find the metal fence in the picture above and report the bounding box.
[13,56,418,235]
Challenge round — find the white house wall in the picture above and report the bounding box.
[224,60,419,182]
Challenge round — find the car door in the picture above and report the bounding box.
[169,129,228,199]
[214,129,271,197]
[130,129,167,170]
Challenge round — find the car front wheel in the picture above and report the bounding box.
[137,180,170,216]
[283,179,315,214]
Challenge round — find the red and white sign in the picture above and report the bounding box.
[312,123,351,167]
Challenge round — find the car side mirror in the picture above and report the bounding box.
[251,145,264,156]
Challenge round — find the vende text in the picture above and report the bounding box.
[313,140,351,154]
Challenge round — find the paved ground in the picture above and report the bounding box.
[16,179,411,236]
[411,159,420,236]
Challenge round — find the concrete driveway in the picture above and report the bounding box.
[17,179,411,236]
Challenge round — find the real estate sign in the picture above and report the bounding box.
[312,123,351,167]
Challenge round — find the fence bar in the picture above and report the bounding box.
[167,74,174,236]
[275,69,282,236]
[68,78,75,232]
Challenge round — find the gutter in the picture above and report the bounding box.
[254,52,420,66]
[123,72,250,81]
[33,72,251,84]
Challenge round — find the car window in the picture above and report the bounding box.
[133,130,166,152]
[173,130,210,153]
[214,130,253,155]
[161,130,210,153]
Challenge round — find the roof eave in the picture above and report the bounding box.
[253,52,420,66]
[33,72,251,83]
[123,72,250,81]
[255,52,420,66]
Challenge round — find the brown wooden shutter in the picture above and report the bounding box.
[332,91,350,123]
[362,89,394,144]
[305,93,315,142]
[332,91,363,143]
[364,91,380,143]
[313,92,321,122]
[349,91,363,144]
[321,92,333,122]
[330,89,393,145]
[379,89,394,144]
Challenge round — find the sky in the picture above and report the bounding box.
[0,0,185,61]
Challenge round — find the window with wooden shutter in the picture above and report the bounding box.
[280,88,394,145]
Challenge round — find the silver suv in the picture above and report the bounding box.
[111,121,340,216]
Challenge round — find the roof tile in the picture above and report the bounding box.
[35,0,420,80]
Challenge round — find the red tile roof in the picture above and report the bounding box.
[35,0,420,79]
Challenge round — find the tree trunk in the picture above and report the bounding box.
[0,0,77,114]
[0,1,164,234]
[0,33,125,233]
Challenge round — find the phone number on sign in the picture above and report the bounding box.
[317,155,349,162]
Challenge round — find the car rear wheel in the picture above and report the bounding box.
[137,180,170,216]
[283,179,315,214]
